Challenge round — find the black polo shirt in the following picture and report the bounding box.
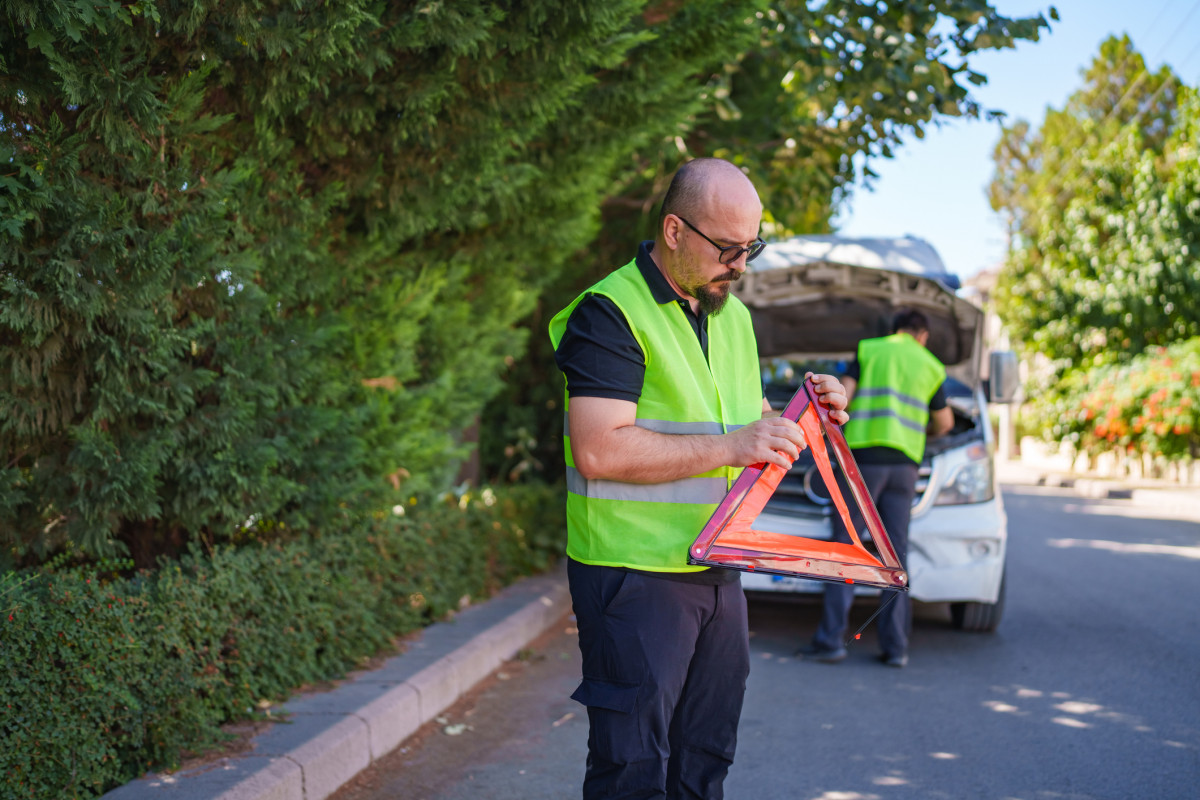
[555,241,712,402]
[554,241,742,585]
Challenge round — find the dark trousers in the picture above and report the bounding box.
[568,559,750,800]
[812,462,916,657]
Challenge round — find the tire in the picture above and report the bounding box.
[950,568,1006,633]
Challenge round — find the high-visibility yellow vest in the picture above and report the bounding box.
[548,259,763,571]
[844,333,946,463]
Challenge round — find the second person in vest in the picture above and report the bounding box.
[800,308,953,668]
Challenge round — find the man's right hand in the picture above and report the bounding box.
[725,416,807,470]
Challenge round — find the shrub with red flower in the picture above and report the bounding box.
[1056,338,1200,460]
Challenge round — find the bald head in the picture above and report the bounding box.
[651,158,764,316]
[657,158,761,231]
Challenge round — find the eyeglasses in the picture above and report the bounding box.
[678,217,767,265]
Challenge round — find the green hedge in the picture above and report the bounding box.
[1,0,764,569]
[0,482,563,800]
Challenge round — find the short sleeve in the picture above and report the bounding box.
[554,295,645,403]
[929,381,947,411]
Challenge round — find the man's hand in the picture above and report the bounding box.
[806,372,850,425]
[725,416,808,471]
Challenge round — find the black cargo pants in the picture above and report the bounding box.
[812,461,916,658]
[567,559,750,800]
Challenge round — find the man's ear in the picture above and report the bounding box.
[662,214,684,251]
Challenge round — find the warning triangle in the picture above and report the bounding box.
[688,377,908,591]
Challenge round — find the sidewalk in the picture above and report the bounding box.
[996,457,1200,521]
[101,563,571,800]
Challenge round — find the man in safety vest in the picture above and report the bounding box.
[550,157,849,799]
[800,308,954,668]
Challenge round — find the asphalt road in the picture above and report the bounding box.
[331,484,1200,800]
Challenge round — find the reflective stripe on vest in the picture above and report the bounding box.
[548,258,763,572]
[565,468,729,505]
[561,418,745,502]
[850,387,928,434]
[844,333,946,464]
[562,417,745,438]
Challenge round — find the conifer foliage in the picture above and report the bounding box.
[1,1,763,566]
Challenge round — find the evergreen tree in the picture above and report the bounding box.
[1,2,1056,562]
[1,0,763,565]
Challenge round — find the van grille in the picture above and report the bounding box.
[765,452,932,523]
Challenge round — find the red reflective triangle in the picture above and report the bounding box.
[688,377,908,591]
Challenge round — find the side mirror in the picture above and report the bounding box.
[988,351,1020,404]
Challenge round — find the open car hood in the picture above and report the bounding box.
[734,235,984,378]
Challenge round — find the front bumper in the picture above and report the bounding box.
[739,493,1007,604]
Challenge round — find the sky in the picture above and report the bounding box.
[832,0,1200,280]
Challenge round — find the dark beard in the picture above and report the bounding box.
[693,270,741,315]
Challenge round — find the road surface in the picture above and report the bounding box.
[332,483,1200,799]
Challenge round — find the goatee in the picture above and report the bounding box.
[693,270,741,316]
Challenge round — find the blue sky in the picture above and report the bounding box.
[832,0,1200,279]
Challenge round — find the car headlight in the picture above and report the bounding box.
[933,443,995,505]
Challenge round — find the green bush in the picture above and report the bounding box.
[0,482,563,800]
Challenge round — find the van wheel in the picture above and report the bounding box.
[950,569,1006,633]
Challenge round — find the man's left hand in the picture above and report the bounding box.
[806,372,850,425]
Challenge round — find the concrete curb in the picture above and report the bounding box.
[1126,487,1200,520]
[101,563,571,800]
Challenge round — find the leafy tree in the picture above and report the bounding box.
[991,36,1173,350]
[989,34,1178,260]
[988,37,1200,444]
[1,2,1056,563]
[481,0,1056,483]
[991,40,1196,361]
[687,0,1058,236]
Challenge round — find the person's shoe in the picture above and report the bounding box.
[878,652,908,668]
[797,643,848,663]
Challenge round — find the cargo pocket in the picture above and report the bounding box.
[571,677,645,764]
[571,677,639,713]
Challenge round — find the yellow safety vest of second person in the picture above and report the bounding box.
[844,333,946,464]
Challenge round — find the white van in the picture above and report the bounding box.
[734,235,1018,632]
